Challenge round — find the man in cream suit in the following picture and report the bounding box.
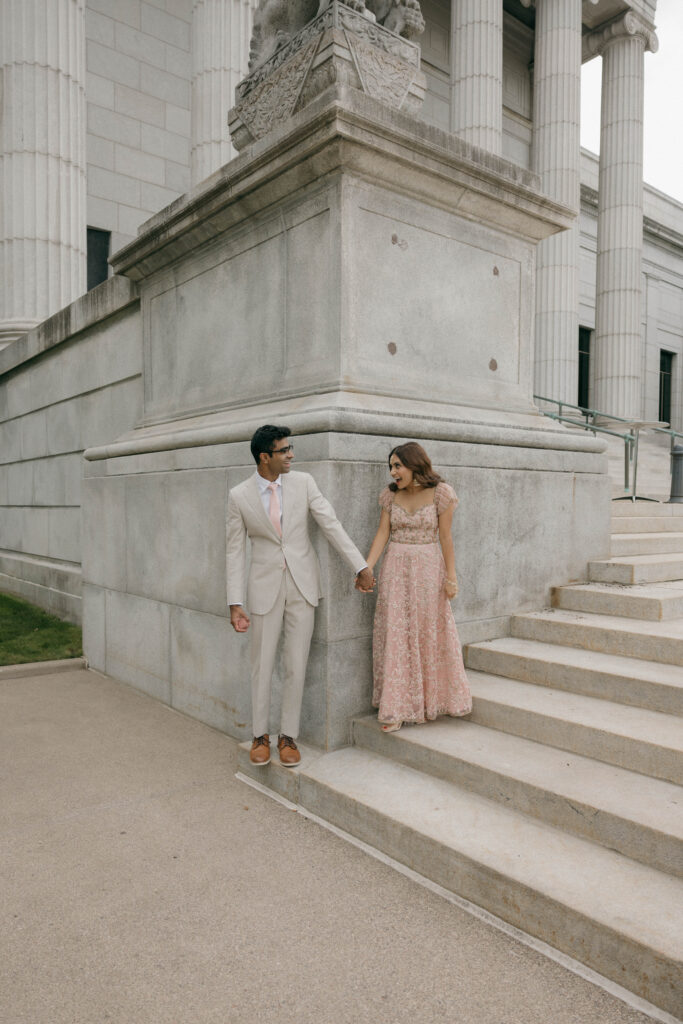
[227,425,374,766]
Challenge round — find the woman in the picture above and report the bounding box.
[365,442,472,732]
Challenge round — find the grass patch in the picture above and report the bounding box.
[0,592,82,666]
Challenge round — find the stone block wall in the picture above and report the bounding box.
[85,0,192,254]
[0,278,142,622]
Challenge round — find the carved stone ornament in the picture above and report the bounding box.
[228,0,426,151]
[583,11,658,60]
[248,0,424,73]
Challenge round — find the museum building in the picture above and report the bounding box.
[1,0,681,426]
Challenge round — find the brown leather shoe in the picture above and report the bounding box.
[278,735,301,767]
[250,734,270,766]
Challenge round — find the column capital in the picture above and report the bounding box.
[519,0,599,6]
[583,12,658,62]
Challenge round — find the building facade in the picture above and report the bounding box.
[1,0,681,426]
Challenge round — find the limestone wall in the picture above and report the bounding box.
[0,278,142,622]
[85,0,192,254]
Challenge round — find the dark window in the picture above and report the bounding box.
[578,327,591,409]
[659,350,674,425]
[87,228,111,291]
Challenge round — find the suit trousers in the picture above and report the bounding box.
[249,568,315,738]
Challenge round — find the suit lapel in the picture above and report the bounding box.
[280,472,301,541]
[244,473,280,538]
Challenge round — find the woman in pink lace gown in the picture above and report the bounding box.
[365,442,472,732]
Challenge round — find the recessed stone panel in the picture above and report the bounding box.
[146,235,284,418]
[347,197,523,403]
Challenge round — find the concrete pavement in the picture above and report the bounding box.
[0,664,664,1024]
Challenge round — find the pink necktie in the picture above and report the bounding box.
[267,482,282,536]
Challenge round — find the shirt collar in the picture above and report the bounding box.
[256,473,281,493]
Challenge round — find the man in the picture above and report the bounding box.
[227,425,375,767]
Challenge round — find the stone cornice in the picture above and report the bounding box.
[111,87,573,282]
[519,0,599,7]
[580,183,599,211]
[580,185,683,255]
[583,11,658,61]
[643,215,683,256]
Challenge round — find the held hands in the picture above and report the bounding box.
[229,605,251,633]
[355,566,376,593]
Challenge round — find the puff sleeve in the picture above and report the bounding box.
[379,486,393,510]
[435,482,458,515]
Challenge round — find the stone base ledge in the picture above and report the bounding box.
[84,392,607,464]
[0,658,87,680]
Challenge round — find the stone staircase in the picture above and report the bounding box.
[239,501,683,1020]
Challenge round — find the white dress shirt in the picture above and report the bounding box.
[256,473,282,529]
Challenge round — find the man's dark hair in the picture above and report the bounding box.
[250,425,291,465]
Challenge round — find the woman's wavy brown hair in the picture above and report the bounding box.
[388,442,443,492]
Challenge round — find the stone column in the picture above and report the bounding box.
[531,0,582,403]
[586,13,657,418]
[0,0,87,349]
[191,0,258,185]
[449,0,503,153]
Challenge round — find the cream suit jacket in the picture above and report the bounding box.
[226,470,365,615]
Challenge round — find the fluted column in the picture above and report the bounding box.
[0,0,87,349]
[191,0,258,185]
[449,0,503,153]
[586,13,658,418]
[531,0,582,403]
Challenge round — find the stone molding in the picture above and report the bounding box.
[83,395,606,463]
[229,2,426,150]
[582,11,658,61]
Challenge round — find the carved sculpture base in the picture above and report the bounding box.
[228,1,426,151]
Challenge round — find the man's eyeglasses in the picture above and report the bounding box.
[270,444,294,455]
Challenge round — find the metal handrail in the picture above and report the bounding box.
[534,394,636,427]
[653,426,683,451]
[536,394,683,499]
[538,411,634,443]
[534,404,635,494]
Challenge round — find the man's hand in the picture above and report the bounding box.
[355,567,375,593]
[230,605,251,632]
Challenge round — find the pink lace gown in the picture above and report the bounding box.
[372,482,472,725]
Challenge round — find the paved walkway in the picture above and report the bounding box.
[1,665,660,1024]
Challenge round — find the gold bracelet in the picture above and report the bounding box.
[445,578,458,586]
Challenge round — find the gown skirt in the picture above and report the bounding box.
[372,486,472,725]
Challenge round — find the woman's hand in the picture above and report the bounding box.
[443,577,458,600]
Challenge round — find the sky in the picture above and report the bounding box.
[580,0,683,203]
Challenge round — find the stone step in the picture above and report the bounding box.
[589,552,683,585]
[610,532,683,556]
[298,747,683,1018]
[352,716,683,877]
[466,671,683,784]
[510,607,683,666]
[464,637,683,716]
[611,501,683,518]
[552,581,683,621]
[612,515,683,533]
